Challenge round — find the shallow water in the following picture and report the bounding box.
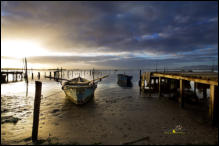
[1,70,217,145]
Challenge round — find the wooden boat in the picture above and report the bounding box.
[62,75,108,104]
[117,74,132,86]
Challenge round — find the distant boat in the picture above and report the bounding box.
[62,75,108,104]
[117,74,132,87]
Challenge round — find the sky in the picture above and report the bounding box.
[1,1,218,69]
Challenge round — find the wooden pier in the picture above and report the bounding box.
[1,71,24,83]
[45,68,63,81]
[140,71,218,125]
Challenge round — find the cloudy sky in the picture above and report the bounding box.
[1,1,218,69]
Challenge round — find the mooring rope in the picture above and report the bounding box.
[42,91,63,99]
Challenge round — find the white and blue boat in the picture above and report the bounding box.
[62,75,108,104]
[62,77,97,104]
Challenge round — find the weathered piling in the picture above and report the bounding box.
[92,68,94,84]
[38,72,40,79]
[209,85,218,125]
[139,70,142,89]
[32,81,42,142]
[61,68,62,79]
[15,73,17,81]
[203,87,207,99]
[158,77,161,98]
[179,79,185,108]
[54,72,56,80]
[24,58,28,83]
[6,72,8,82]
[12,72,14,82]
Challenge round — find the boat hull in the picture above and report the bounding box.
[117,74,132,86]
[63,85,97,104]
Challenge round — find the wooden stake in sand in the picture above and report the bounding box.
[32,81,42,142]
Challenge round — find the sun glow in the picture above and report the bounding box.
[1,40,49,58]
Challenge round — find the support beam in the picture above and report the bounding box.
[61,67,62,79]
[209,85,218,125]
[152,73,218,86]
[139,70,142,92]
[15,73,17,81]
[158,77,161,98]
[12,73,14,82]
[38,72,40,80]
[194,82,196,95]
[203,87,207,99]
[179,79,184,108]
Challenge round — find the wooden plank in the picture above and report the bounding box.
[152,73,218,86]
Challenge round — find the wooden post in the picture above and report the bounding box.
[194,82,196,95]
[158,77,161,98]
[25,57,28,83]
[209,85,218,125]
[38,72,40,79]
[12,73,14,82]
[15,73,17,81]
[49,72,51,78]
[32,73,34,80]
[61,67,62,79]
[203,87,207,99]
[92,68,94,84]
[139,70,142,88]
[179,79,184,108]
[6,73,8,82]
[21,73,23,81]
[32,81,42,142]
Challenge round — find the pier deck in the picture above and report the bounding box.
[1,71,24,83]
[140,71,218,125]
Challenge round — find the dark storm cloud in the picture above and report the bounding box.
[1,1,218,68]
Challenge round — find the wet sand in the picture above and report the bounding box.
[1,71,218,145]
[2,93,218,145]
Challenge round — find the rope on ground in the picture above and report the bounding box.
[42,91,63,99]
